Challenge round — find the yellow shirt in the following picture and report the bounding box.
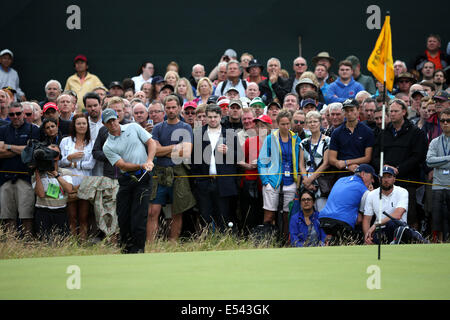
[64,72,104,113]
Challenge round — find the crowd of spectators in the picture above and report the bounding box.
[0,33,449,252]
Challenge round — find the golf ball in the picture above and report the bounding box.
[228,222,233,228]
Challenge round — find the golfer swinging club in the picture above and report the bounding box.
[102,108,156,254]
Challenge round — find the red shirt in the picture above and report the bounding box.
[242,136,264,185]
[426,50,443,70]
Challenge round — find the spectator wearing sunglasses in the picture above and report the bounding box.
[287,57,308,94]
[0,102,40,236]
[291,110,308,140]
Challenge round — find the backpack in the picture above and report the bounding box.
[220,79,247,95]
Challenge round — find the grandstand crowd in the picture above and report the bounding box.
[0,33,449,252]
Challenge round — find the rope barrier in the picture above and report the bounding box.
[0,169,448,188]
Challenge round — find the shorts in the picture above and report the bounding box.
[151,184,173,206]
[262,183,296,212]
[0,179,35,220]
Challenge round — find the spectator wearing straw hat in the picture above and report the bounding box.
[311,51,338,84]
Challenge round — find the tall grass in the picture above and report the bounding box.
[0,224,282,260]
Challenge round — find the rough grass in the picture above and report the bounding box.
[1,223,444,260]
[0,224,282,260]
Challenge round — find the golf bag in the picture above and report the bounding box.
[382,212,429,244]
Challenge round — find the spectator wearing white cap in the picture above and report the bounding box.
[0,49,26,101]
[208,49,237,81]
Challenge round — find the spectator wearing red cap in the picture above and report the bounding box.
[64,54,104,113]
[182,101,197,128]
[41,102,71,138]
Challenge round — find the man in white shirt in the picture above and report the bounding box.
[192,104,242,232]
[363,166,409,244]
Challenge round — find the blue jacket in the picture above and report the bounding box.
[327,77,364,103]
[289,199,326,247]
[257,129,301,189]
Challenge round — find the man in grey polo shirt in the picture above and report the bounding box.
[102,108,156,253]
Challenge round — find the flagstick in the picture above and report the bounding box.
[378,36,388,260]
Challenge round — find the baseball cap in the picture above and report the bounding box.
[382,165,396,176]
[102,108,118,123]
[225,87,239,95]
[183,101,197,110]
[217,97,230,108]
[345,55,360,69]
[295,78,317,94]
[207,95,219,104]
[250,97,266,108]
[109,81,123,90]
[355,164,378,178]
[433,90,449,101]
[0,49,13,58]
[240,97,251,108]
[223,49,237,58]
[229,99,243,108]
[301,98,317,109]
[246,59,264,72]
[151,76,165,85]
[342,98,360,108]
[253,114,272,125]
[160,84,175,92]
[74,54,87,63]
[43,102,59,113]
[411,90,427,98]
[267,101,282,109]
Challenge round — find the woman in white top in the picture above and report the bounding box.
[299,111,331,211]
[59,114,96,241]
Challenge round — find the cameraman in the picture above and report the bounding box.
[0,102,40,236]
[32,144,73,239]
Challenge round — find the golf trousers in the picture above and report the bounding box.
[116,173,151,253]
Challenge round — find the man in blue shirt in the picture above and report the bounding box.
[0,102,40,235]
[319,164,376,245]
[147,95,195,243]
[327,60,364,103]
[328,99,374,178]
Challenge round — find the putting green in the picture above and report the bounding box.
[0,244,449,300]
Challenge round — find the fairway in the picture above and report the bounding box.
[0,244,449,300]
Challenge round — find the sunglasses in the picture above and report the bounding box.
[295,63,306,67]
[8,112,22,117]
[184,111,196,115]
[301,198,313,202]
[25,112,33,117]
[293,120,305,124]
[440,118,450,123]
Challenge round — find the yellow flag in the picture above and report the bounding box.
[367,15,394,91]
